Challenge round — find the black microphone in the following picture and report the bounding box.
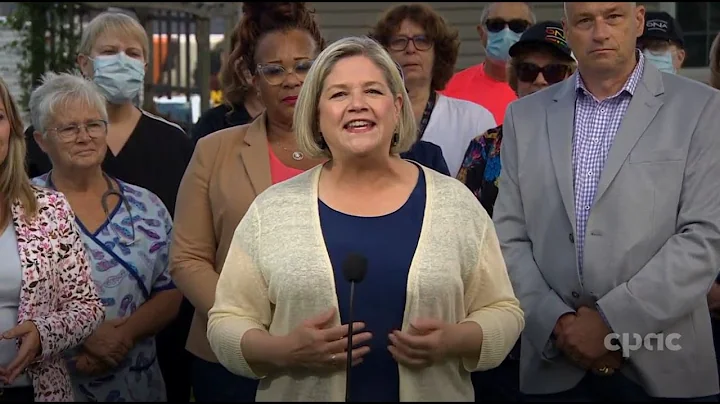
[341,253,368,402]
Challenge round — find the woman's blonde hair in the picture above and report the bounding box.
[710,32,720,90]
[78,12,150,59]
[0,76,37,226]
[294,36,417,159]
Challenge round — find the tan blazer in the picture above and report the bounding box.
[170,113,273,362]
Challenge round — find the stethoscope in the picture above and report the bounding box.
[47,171,137,246]
[100,173,137,246]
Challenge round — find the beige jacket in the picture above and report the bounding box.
[169,114,274,361]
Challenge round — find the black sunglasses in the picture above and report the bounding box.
[485,18,531,34]
[515,62,570,84]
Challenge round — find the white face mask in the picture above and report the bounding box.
[91,52,145,104]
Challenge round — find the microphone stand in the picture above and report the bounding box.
[345,280,356,402]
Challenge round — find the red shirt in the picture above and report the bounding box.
[440,63,517,124]
[268,144,304,185]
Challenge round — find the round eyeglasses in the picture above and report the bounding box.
[46,119,108,142]
[256,59,315,86]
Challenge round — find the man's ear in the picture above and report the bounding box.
[476,24,488,47]
[675,48,686,69]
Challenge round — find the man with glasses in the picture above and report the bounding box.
[441,2,534,124]
[637,11,686,74]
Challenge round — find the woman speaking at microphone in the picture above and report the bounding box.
[206,36,524,402]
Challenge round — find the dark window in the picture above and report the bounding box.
[677,2,717,67]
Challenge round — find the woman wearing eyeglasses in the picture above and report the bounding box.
[169,2,327,401]
[456,21,575,402]
[371,4,497,177]
[23,13,195,401]
[29,72,181,402]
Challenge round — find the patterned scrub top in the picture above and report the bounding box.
[456,125,504,217]
[32,173,174,402]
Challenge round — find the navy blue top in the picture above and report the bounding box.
[319,165,426,402]
[401,141,450,176]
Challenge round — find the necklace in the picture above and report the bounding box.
[274,143,304,160]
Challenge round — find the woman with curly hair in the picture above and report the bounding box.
[371,3,497,177]
[169,2,327,401]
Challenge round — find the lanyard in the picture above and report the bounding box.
[417,91,437,139]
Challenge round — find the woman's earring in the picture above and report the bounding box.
[318,133,327,149]
[392,133,399,146]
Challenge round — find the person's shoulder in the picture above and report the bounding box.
[194,119,254,154]
[253,166,319,210]
[414,140,443,154]
[426,165,479,201]
[440,93,492,113]
[27,183,72,218]
[139,109,188,137]
[449,64,482,82]
[118,180,172,222]
[505,80,564,123]
[29,173,49,188]
[197,103,233,121]
[437,94,496,124]
[425,166,491,222]
[662,72,719,101]
[118,179,165,206]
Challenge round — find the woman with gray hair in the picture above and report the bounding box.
[206,36,524,401]
[29,71,182,402]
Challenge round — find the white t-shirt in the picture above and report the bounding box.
[422,94,497,177]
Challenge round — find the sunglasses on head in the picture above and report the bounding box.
[485,18,531,34]
[515,62,570,84]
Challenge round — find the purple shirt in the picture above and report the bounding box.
[572,52,645,279]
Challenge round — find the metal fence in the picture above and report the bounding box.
[1,2,229,132]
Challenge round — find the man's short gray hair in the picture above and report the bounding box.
[480,2,536,25]
[29,71,108,134]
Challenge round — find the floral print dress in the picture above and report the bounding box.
[456,125,504,217]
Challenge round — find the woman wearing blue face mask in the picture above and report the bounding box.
[23,11,195,404]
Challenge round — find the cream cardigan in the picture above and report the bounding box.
[207,164,524,401]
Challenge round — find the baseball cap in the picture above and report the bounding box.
[640,11,684,47]
[508,21,573,61]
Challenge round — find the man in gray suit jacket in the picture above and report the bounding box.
[494,2,720,401]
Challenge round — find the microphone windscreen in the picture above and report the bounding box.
[342,253,368,283]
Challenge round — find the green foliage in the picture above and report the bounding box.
[1,3,85,110]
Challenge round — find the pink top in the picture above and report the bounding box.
[268,143,305,184]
